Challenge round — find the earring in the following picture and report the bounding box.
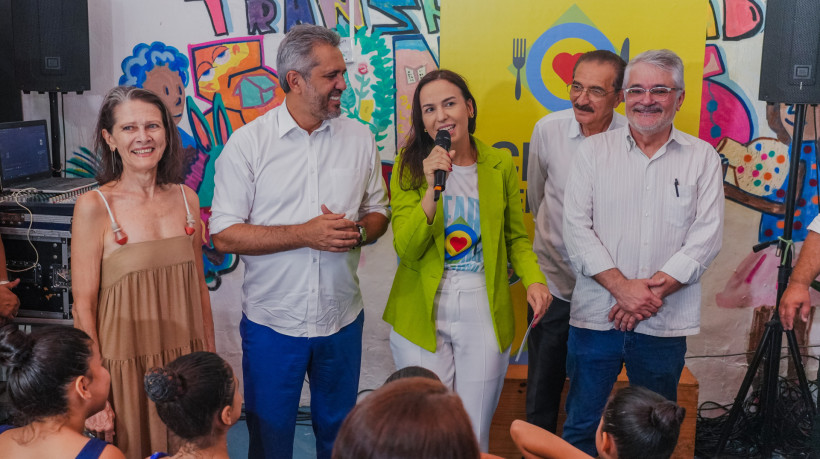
[424,129,428,132]
[111,148,117,173]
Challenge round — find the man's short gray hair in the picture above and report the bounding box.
[624,49,685,90]
[276,24,341,93]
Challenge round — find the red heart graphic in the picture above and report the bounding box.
[552,52,583,85]
[450,236,468,253]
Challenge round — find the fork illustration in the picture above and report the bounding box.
[513,38,526,100]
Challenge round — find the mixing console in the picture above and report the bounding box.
[0,183,96,204]
[0,185,97,323]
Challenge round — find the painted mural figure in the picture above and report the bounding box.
[209,25,390,459]
[119,42,199,152]
[71,87,215,459]
[526,50,627,434]
[383,69,552,453]
[562,50,724,456]
[716,104,820,310]
[189,37,285,129]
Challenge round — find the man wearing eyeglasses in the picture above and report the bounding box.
[562,49,724,455]
[525,50,626,435]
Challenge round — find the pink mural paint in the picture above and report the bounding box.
[393,35,438,151]
[723,0,764,41]
[187,0,230,36]
[700,45,753,147]
[316,0,366,30]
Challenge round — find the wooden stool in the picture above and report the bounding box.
[489,364,698,458]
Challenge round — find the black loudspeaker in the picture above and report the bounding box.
[0,0,22,121]
[759,0,820,104]
[11,0,90,93]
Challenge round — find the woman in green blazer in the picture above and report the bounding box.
[383,69,552,452]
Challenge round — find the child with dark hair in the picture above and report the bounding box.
[511,386,685,459]
[144,351,241,459]
[0,325,125,459]
[333,377,481,459]
[384,365,441,385]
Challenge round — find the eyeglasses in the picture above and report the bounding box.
[567,83,616,101]
[623,86,681,100]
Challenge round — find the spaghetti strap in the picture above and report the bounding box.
[76,436,109,459]
[95,189,118,227]
[180,184,196,235]
[95,189,128,244]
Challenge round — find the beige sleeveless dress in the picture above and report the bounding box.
[94,188,205,459]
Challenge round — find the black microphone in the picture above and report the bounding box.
[433,129,451,201]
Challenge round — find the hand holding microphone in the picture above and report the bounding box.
[432,130,451,201]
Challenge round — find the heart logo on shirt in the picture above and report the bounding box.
[552,52,583,85]
[450,236,468,253]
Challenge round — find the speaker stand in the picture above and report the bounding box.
[715,103,817,457]
[48,92,61,177]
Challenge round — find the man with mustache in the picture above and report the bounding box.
[525,50,626,434]
[210,24,389,459]
[561,49,724,455]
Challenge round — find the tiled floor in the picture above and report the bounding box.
[227,417,316,458]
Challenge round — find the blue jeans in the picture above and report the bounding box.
[562,326,686,456]
[241,312,364,459]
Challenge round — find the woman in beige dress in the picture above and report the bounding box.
[72,86,215,459]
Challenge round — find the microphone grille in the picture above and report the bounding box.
[435,129,451,150]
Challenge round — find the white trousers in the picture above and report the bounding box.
[390,270,510,452]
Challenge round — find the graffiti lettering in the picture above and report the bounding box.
[316,0,366,30]
[369,0,421,35]
[246,0,280,34]
[185,0,231,36]
[421,0,441,35]
[284,0,318,31]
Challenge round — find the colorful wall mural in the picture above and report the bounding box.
[37,0,820,408]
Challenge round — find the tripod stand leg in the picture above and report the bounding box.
[716,322,775,455]
[785,328,816,415]
[760,319,783,457]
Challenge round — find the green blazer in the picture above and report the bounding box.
[383,137,546,353]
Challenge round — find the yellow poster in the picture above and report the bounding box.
[440,0,708,347]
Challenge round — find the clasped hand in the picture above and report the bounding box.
[608,276,666,331]
[300,205,361,252]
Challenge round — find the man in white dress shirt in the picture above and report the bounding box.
[526,50,626,434]
[562,49,724,455]
[210,25,389,459]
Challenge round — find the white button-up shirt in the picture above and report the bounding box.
[210,105,390,338]
[563,125,724,337]
[527,108,627,301]
[808,215,820,234]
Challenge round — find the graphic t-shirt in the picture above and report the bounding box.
[442,162,483,272]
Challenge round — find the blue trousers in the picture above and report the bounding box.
[562,326,686,456]
[241,312,364,459]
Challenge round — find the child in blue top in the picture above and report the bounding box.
[0,325,125,459]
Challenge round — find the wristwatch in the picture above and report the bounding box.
[355,224,367,248]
